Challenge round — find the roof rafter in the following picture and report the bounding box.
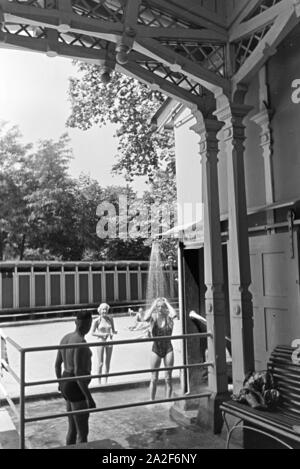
[151,97,179,132]
[135,37,229,94]
[135,25,227,42]
[0,26,108,63]
[230,0,289,42]
[116,0,141,53]
[230,0,265,28]
[0,0,123,39]
[1,0,299,106]
[232,3,300,92]
[119,60,205,107]
[0,2,228,43]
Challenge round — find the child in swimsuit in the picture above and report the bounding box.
[144,297,178,400]
[129,307,150,336]
[91,303,117,384]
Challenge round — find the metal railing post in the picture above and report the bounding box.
[19,349,25,449]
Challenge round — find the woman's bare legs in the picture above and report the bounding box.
[150,352,161,400]
[104,345,113,383]
[97,345,105,384]
[164,350,174,398]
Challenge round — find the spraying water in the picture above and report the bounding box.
[146,240,170,308]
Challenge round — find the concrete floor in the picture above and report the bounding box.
[1,316,182,397]
[1,383,237,450]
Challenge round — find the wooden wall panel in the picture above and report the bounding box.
[250,232,300,369]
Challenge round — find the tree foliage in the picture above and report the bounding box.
[0,123,151,261]
[67,64,176,184]
[67,64,178,262]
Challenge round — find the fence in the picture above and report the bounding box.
[0,261,178,313]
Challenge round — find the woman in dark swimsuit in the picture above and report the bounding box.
[144,298,178,400]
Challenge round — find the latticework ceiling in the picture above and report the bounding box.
[0,0,299,103]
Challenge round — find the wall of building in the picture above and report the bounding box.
[244,74,266,209]
[249,231,300,369]
[174,111,203,226]
[174,80,266,218]
[268,26,300,203]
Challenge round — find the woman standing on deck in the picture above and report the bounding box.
[91,303,117,384]
[144,298,178,400]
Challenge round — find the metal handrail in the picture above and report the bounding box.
[0,330,212,449]
[25,392,212,424]
[22,332,211,353]
[26,361,213,387]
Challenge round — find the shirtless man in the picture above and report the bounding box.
[55,310,96,445]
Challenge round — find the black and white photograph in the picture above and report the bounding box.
[0,0,300,455]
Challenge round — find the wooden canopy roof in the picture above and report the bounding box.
[0,0,299,103]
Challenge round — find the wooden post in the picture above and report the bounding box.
[191,111,229,432]
[30,265,35,308]
[215,102,255,392]
[88,264,93,304]
[251,67,275,226]
[114,265,119,302]
[137,264,142,301]
[101,265,106,303]
[46,265,51,307]
[75,264,80,305]
[61,265,65,306]
[13,266,18,309]
[126,264,131,302]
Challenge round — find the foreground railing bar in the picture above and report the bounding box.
[0,382,19,419]
[25,361,214,387]
[21,332,211,353]
[0,359,20,384]
[25,392,212,423]
[19,351,25,450]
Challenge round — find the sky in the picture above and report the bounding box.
[0,48,147,194]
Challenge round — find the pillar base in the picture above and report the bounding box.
[170,390,209,426]
[196,391,231,434]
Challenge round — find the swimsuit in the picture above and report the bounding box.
[60,371,86,402]
[151,319,173,358]
[95,316,113,340]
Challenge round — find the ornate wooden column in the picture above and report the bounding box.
[215,102,255,392]
[191,109,229,433]
[252,67,275,226]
